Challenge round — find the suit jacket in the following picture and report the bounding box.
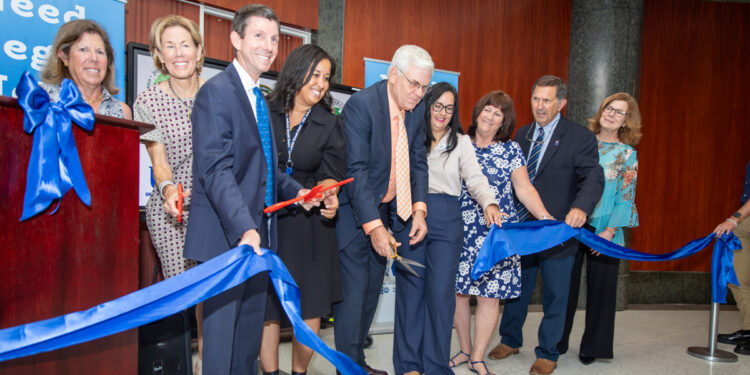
[514,115,604,258]
[336,79,429,249]
[184,63,302,261]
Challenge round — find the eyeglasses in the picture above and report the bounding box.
[431,102,455,114]
[525,125,546,144]
[398,68,430,92]
[603,105,627,118]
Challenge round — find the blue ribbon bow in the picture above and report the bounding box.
[474,220,741,303]
[0,245,366,375]
[16,71,96,220]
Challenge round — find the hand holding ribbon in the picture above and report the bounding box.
[474,220,741,303]
[16,71,95,220]
[0,245,366,374]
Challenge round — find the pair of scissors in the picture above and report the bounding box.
[391,242,425,278]
[263,177,354,214]
[177,183,184,223]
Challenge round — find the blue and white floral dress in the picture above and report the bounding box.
[455,140,524,298]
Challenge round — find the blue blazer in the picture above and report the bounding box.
[336,80,429,249]
[514,116,604,258]
[185,63,302,261]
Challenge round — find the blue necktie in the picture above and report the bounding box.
[253,87,274,207]
[516,127,544,221]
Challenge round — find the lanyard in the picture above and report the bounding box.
[284,108,312,175]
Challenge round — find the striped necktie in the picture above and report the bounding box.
[516,127,544,221]
[253,86,274,207]
[395,111,412,221]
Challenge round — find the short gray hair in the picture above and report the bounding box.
[389,45,434,75]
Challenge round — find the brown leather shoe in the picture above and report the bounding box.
[487,343,519,360]
[363,364,388,375]
[529,358,556,375]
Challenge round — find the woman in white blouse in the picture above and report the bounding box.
[394,82,503,375]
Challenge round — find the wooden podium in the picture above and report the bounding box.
[0,96,151,374]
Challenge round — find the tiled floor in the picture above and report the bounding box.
[273,307,750,375]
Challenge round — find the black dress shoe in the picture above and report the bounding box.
[364,334,374,349]
[578,354,595,365]
[735,343,750,355]
[363,364,388,375]
[718,329,750,345]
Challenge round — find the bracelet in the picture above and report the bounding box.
[726,217,739,226]
[541,214,552,220]
[158,180,176,200]
[606,227,617,235]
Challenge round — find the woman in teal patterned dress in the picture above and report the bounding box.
[559,92,642,365]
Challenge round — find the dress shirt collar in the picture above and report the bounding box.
[534,112,561,138]
[232,59,260,92]
[386,83,405,122]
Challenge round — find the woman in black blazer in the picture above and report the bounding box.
[258,44,346,375]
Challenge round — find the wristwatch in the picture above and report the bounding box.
[733,212,742,219]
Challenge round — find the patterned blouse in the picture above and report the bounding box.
[40,81,124,119]
[589,141,639,245]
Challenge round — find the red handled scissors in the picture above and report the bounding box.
[177,183,184,223]
[263,177,354,214]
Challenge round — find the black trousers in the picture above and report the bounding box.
[558,242,619,359]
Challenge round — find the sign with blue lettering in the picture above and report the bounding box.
[0,0,125,99]
[363,57,460,92]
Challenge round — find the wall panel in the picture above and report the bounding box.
[125,0,200,47]
[631,0,750,271]
[342,0,573,129]
[201,0,318,30]
[126,0,306,69]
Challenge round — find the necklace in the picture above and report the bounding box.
[85,90,103,106]
[168,76,200,110]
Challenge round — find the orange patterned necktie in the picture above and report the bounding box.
[395,111,412,221]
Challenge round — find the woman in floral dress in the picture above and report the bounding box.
[558,92,641,365]
[452,91,551,375]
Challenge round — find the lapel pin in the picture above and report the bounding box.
[554,140,560,146]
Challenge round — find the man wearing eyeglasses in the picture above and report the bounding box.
[489,75,604,375]
[334,45,432,375]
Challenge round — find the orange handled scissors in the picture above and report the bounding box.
[177,183,184,223]
[263,177,354,214]
[391,242,425,278]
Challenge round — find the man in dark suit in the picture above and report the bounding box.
[489,76,604,375]
[184,5,313,375]
[334,45,432,375]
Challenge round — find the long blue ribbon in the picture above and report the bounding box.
[474,220,741,303]
[0,245,366,375]
[16,71,95,221]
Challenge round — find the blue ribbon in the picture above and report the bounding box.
[0,245,366,375]
[16,71,95,221]
[474,220,741,303]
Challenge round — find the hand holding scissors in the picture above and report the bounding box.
[264,177,353,214]
[390,242,425,278]
[163,182,189,220]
